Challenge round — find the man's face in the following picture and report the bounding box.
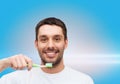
[35,25,68,66]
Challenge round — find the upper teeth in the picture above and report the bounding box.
[47,53,55,54]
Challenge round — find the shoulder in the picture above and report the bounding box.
[1,68,38,81]
[65,67,94,84]
[0,70,26,84]
[0,69,28,81]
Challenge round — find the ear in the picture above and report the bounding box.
[34,40,38,49]
[65,39,68,49]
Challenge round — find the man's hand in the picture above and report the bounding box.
[0,54,33,72]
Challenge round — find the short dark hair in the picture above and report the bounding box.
[35,17,67,40]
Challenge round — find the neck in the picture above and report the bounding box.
[41,59,64,74]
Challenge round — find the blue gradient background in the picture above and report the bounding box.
[0,0,120,84]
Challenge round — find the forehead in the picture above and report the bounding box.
[38,25,63,36]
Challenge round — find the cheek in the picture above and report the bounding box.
[57,43,66,49]
[37,43,45,50]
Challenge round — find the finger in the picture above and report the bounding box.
[16,55,28,70]
[10,56,18,70]
[10,54,24,70]
[19,56,28,69]
[16,56,23,69]
[24,56,33,71]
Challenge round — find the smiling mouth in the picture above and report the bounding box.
[44,51,59,58]
[46,52,56,58]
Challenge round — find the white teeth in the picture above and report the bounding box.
[47,52,55,55]
[46,52,56,57]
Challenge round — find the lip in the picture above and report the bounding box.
[46,52,56,57]
[44,51,58,58]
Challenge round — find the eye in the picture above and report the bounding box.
[54,37,61,42]
[40,38,48,43]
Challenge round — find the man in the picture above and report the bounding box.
[0,17,94,84]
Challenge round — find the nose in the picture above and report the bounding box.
[47,39,55,49]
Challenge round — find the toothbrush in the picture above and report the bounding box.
[32,63,53,68]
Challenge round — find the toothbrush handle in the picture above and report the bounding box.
[32,64,46,67]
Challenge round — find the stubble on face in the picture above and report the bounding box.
[35,25,67,67]
[38,46,65,66]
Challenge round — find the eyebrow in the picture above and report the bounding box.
[39,35,47,38]
[39,34,63,38]
[53,35,63,38]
